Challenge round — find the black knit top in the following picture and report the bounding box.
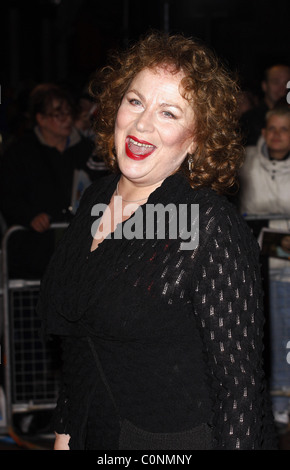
[38,172,277,450]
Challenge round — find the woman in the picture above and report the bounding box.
[38,31,277,450]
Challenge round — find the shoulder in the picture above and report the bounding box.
[242,102,268,122]
[87,172,117,195]
[70,131,94,152]
[190,186,238,223]
[239,146,260,176]
[3,131,39,156]
[245,144,259,160]
[1,132,41,172]
[77,172,117,210]
[169,175,252,247]
[191,187,257,252]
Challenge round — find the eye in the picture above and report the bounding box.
[129,98,142,107]
[162,110,176,119]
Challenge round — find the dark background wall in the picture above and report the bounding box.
[1,0,289,101]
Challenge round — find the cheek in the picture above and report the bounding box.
[52,122,63,133]
[161,127,192,153]
[114,111,125,148]
[115,106,131,133]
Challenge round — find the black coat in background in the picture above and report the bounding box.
[0,128,102,278]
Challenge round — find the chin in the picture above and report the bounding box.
[120,168,147,182]
[118,157,145,174]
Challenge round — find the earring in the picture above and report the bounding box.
[188,154,194,174]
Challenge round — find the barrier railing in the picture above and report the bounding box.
[0,223,68,444]
[244,214,290,401]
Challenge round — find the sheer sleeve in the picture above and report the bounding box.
[192,210,277,449]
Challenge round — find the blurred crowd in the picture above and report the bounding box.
[0,81,109,277]
[238,63,290,434]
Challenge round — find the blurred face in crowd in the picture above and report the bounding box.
[36,99,74,143]
[262,114,290,159]
[114,66,196,188]
[75,97,96,133]
[262,65,290,108]
[281,236,290,254]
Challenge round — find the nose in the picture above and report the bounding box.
[272,128,282,138]
[135,108,154,133]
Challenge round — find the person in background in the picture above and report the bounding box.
[236,89,258,119]
[38,31,277,450]
[241,64,290,145]
[0,83,98,278]
[276,235,290,260]
[239,105,290,432]
[74,92,97,140]
[74,91,109,177]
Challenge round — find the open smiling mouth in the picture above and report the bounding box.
[125,135,156,160]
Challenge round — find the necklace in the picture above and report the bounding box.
[115,182,148,203]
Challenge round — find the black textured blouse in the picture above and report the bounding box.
[38,172,277,450]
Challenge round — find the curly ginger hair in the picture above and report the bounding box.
[89,31,244,194]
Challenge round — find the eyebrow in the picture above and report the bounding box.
[267,125,289,130]
[127,88,183,112]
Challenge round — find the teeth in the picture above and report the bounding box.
[129,137,154,148]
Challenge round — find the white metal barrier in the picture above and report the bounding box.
[244,214,290,401]
[0,224,68,444]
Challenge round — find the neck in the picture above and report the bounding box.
[115,183,148,203]
[268,149,290,161]
[116,177,163,203]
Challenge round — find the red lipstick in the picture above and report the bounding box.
[125,135,156,160]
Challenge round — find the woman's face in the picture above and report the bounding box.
[114,66,196,187]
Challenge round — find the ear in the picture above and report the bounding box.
[261,80,267,94]
[188,140,197,155]
[261,128,266,139]
[36,112,45,126]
